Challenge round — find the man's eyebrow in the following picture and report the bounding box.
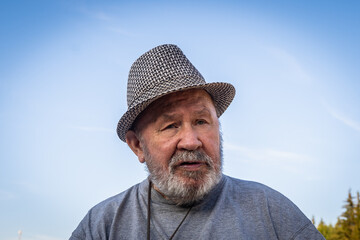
[159,113,181,122]
[158,108,211,121]
[159,107,211,121]
[193,107,211,116]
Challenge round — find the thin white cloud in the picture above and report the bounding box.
[78,7,113,22]
[223,143,317,178]
[15,181,41,195]
[106,26,135,37]
[8,233,66,240]
[0,190,15,200]
[323,101,360,132]
[71,126,114,133]
[92,11,113,21]
[265,47,313,84]
[77,7,134,36]
[224,143,312,164]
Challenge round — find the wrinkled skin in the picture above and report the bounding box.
[126,89,222,205]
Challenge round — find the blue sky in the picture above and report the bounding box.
[1,1,360,239]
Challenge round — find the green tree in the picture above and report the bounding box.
[316,190,360,240]
[353,192,360,239]
[338,191,356,239]
[317,218,335,239]
[337,190,360,240]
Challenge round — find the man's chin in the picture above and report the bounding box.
[175,174,208,188]
[160,172,220,206]
[174,168,209,180]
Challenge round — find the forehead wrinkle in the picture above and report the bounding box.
[158,95,212,114]
[159,112,181,122]
[193,107,211,116]
[134,89,215,132]
[156,88,212,107]
[158,106,211,123]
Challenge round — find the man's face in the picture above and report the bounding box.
[132,89,222,205]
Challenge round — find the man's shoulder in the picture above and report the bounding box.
[222,175,322,239]
[224,175,279,196]
[223,175,299,211]
[70,180,149,239]
[88,179,147,216]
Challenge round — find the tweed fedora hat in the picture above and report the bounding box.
[117,44,235,142]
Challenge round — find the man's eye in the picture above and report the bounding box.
[197,120,206,125]
[164,124,176,129]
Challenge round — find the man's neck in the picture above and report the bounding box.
[152,184,169,200]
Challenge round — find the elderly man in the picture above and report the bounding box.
[70,44,324,239]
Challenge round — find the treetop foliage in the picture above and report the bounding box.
[316,190,360,240]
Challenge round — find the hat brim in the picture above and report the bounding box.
[117,81,235,142]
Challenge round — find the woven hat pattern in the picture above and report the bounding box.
[127,45,205,108]
[117,44,235,142]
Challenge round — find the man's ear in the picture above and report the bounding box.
[125,130,146,163]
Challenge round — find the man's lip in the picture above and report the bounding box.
[177,161,204,166]
[175,161,207,170]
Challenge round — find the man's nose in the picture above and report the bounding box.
[177,125,202,151]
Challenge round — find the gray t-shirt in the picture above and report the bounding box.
[70,175,324,239]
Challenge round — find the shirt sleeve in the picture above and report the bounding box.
[69,212,93,240]
[264,186,325,240]
[291,222,326,240]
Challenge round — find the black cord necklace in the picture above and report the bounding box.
[147,181,193,240]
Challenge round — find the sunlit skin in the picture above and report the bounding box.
[126,89,221,194]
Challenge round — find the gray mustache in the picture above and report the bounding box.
[169,151,213,167]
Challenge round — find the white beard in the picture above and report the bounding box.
[144,140,223,206]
